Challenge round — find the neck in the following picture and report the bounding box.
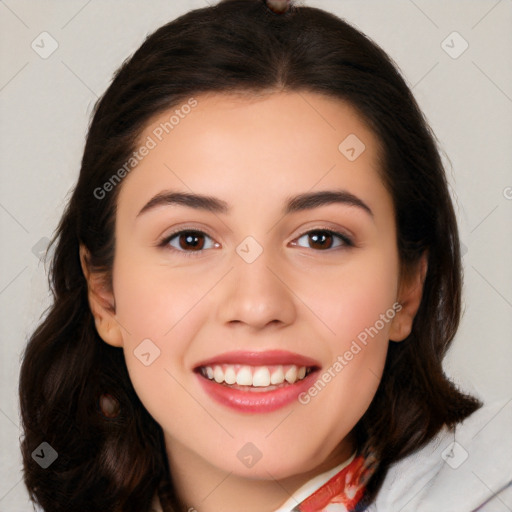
[165,434,356,512]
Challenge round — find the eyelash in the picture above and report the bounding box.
[158,228,354,257]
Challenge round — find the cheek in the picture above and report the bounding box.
[112,254,205,343]
[110,257,200,400]
[295,247,399,415]
[295,282,394,465]
[302,247,399,347]
[111,264,204,433]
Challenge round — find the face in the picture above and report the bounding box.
[88,92,406,483]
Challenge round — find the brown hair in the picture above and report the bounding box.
[19,1,481,510]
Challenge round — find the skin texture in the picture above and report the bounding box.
[81,92,426,511]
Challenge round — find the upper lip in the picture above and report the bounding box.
[193,350,321,369]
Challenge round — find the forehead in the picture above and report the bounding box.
[116,91,388,220]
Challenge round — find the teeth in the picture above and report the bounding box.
[201,364,310,387]
[270,366,285,385]
[252,367,271,387]
[224,366,237,385]
[285,366,298,384]
[213,365,224,383]
[236,366,253,386]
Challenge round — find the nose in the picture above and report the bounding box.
[215,249,297,331]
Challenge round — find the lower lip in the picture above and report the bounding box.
[196,371,319,413]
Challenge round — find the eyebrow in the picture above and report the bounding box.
[285,190,373,217]
[136,189,373,218]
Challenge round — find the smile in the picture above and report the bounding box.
[199,364,313,388]
[194,350,320,413]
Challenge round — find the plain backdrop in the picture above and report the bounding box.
[1,1,511,510]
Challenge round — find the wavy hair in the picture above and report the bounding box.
[19,1,481,510]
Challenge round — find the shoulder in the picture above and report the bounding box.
[368,398,512,512]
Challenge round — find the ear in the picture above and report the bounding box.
[389,252,428,342]
[79,244,124,347]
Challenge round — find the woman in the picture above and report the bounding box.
[19,1,511,510]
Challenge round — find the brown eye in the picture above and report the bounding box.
[164,230,217,254]
[293,230,352,250]
[177,232,205,251]
[308,231,333,250]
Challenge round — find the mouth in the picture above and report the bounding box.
[193,350,320,413]
[197,363,314,390]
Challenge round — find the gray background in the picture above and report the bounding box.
[1,1,511,509]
